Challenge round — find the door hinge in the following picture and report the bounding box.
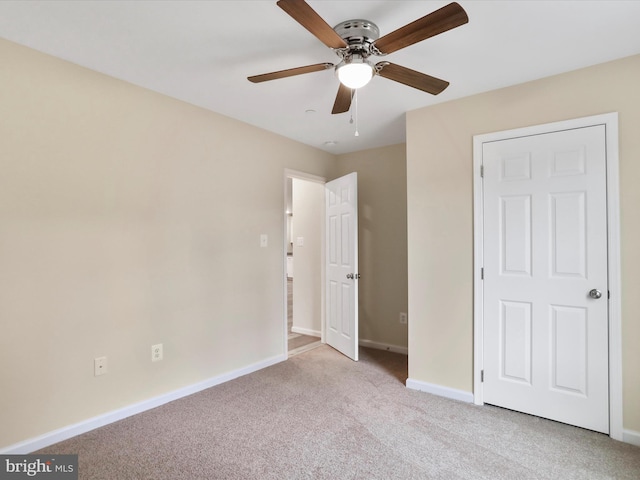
[608,290,610,299]
[481,370,484,382]
[481,267,484,280]
[480,165,484,177]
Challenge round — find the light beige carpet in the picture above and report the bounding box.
[37,346,639,479]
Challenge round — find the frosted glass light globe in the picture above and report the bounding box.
[337,60,373,89]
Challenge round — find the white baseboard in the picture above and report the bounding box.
[359,338,408,355]
[291,326,321,337]
[623,429,640,447]
[1,353,286,455]
[406,378,474,403]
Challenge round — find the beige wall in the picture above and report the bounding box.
[336,144,408,349]
[406,54,640,432]
[291,178,324,335]
[0,39,337,449]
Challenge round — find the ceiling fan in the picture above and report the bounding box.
[248,0,469,114]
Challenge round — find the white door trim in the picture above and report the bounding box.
[472,113,622,441]
[283,169,327,356]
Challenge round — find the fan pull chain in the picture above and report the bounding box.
[348,90,360,136]
[354,89,359,137]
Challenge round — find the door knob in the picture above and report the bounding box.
[589,289,602,299]
[346,273,361,280]
[346,273,354,279]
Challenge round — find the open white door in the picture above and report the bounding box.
[325,172,358,361]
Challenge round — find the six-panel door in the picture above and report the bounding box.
[325,172,358,361]
[482,126,609,433]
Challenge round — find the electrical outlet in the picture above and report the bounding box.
[399,313,408,325]
[152,344,163,362]
[94,356,107,376]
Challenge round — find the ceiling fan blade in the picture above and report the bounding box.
[376,62,449,95]
[277,0,348,49]
[332,83,353,114]
[248,63,333,83]
[372,2,468,55]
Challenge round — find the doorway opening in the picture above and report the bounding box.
[284,170,324,357]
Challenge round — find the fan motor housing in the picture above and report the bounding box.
[333,19,380,54]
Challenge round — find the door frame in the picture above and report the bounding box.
[472,113,622,441]
[283,169,327,355]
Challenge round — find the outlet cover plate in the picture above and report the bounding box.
[152,344,163,362]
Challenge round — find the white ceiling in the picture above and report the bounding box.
[1,1,639,154]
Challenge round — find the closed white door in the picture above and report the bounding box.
[482,125,609,433]
[325,173,358,361]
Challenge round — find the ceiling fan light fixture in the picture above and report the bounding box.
[251,1,469,114]
[336,55,373,89]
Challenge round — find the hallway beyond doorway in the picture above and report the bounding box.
[287,278,320,356]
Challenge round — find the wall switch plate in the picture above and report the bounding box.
[296,236,304,247]
[399,313,408,325]
[94,356,107,376]
[260,234,268,248]
[152,344,163,362]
